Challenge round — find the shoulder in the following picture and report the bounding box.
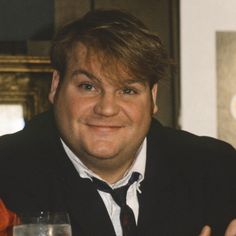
[147,119,236,194]
[0,111,53,149]
[148,118,236,160]
[0,110,59,174]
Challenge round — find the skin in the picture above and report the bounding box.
[199,220,236,236]
[199,225,211,236]
[225,220,236,236]
[49,43,158,183]
[48,43,236,235]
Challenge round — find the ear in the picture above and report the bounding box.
[48,70,60,104]
[151,83,158,114]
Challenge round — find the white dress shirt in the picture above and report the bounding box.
[61,139,147,236]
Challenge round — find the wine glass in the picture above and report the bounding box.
[13,211,72,236]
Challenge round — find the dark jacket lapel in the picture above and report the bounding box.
[52,140,116,236]
[137,119,176,235]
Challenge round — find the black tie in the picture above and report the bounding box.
[92,172,140,236]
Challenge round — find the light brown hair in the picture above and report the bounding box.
[50,9,170,87]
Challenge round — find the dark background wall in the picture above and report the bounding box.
[0,0,54,41]
[0,0,54,54]
[0,0,179,127]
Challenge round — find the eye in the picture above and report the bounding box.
[121,87,137,95]
[78,83,95,91]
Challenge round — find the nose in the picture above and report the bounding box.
[94,92,120,117]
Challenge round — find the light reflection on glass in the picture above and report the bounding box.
[0,104,25,136]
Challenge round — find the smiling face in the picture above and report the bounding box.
[49,43,158,180]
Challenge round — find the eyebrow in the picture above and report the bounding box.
[124,79,146,85]
[71,69,100,80]
[71,68,146,86]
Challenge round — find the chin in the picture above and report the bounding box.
[90,151,118,160]
[85,141,119,157]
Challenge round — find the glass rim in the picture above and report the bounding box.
[14,211,70,225]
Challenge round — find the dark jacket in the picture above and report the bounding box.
[0,111,236,236]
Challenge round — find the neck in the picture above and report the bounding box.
[81,156,135,184]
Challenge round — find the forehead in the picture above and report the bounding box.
[66,43,145,85]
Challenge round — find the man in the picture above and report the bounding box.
[0,9,236,236]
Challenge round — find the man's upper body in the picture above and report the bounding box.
[0,8,236,236]
[0,110,236,236]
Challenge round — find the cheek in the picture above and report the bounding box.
[123,100,152,123]
[132,95,153,112]
[65,97,96,120]
[55,88,84,113]
[54,92,79,123]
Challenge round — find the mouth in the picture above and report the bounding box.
[86,123,124,132]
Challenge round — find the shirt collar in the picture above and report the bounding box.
[61,138,147,190]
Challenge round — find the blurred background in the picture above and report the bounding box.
[0,0,235,148]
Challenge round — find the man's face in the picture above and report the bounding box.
[49,43,158,174]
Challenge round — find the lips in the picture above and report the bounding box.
[86,123,124,132]
[88,124,123,128]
